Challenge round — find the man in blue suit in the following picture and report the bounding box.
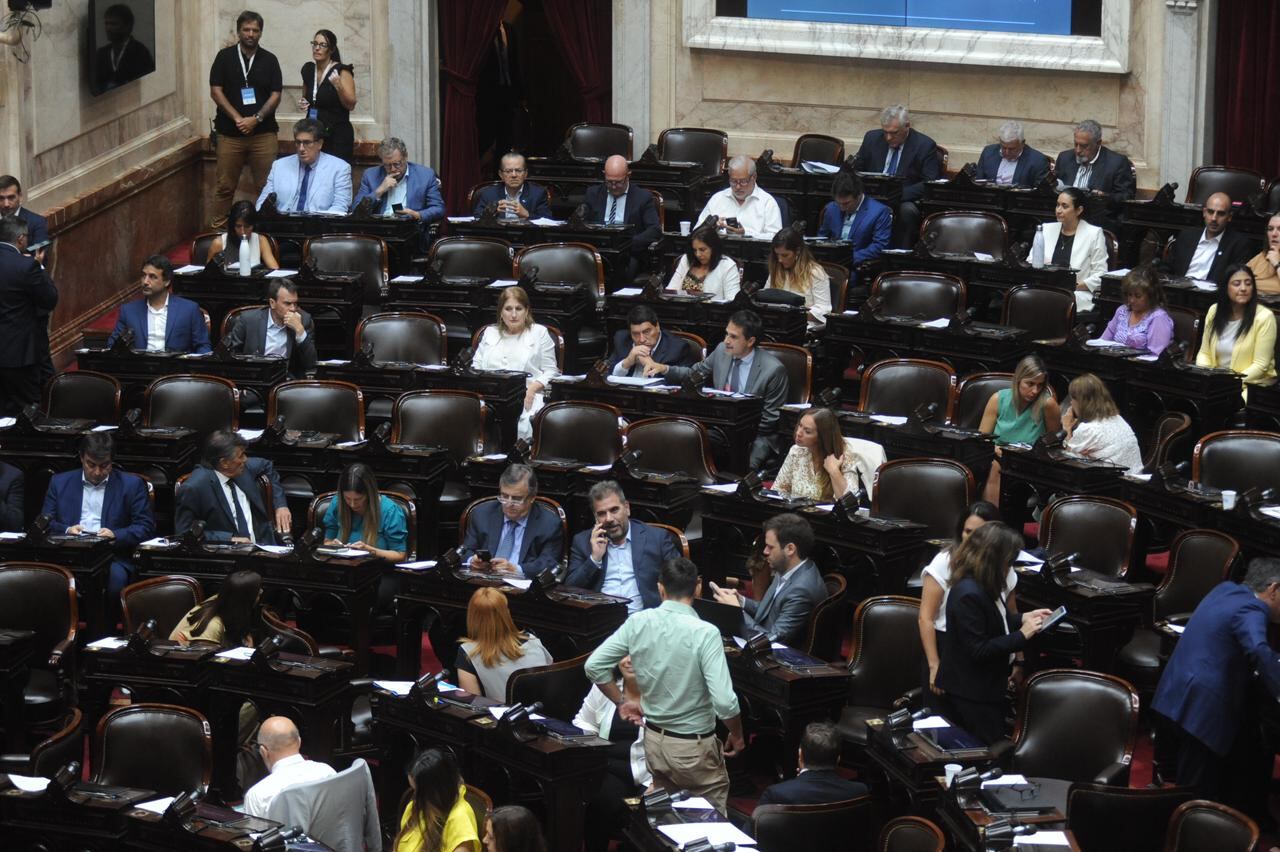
[609,305,698,378]
[758,723,868,806]
[471,152,551,220]
[40,433,155,623]
[106,254,211,353]
[567,481,680,612]
[175,430,291,544]
[0,461,23,532]
[851,104,941,248]
[816,172,891,296]
[974,121,1050,188]
[256,118,352,215]
[460,463,563,578]
[0,176,49,248]
[352,136,445,248]
[1153,559,1280,816]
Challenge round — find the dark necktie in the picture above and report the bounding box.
[297,165,313,210]
[727,358,742,392]
[888,147,901,176]
[607,195,618,224]
[227,480,250,538]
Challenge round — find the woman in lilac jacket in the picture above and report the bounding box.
[1101,264,1175,355]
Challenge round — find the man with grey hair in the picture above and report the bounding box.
[695,154,783,239]
[851,103,941,247]
[243,716,335,817]
[459,463,563,577]
[567,480,680,612]
[1054,119,1135,203]
[352,136,445,240]
[472,151,552,220]
[974,120,1050,187]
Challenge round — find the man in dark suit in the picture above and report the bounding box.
[609,305,698,378]
[351,136,445,248]
[585,154,662,249]
[1161,192,1255,286]
[92,3,155,92]
[471,152,552,220]
[1054,119,1136,232]
[851,104,941,248]
[224,279,317,378]
[758,722,868,806]
[175,430,291,544]
[460,463,563,578]
[40,433,155,622]
[0,461,23,531]
[1153,559,1280,816]
[0,178,53,388]
[0,214,58,415]
[974,121,1050,188]
[816,171,892,297]
[567,480,680,612]
[107,254,212,354]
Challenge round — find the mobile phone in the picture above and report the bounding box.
[476,549,492,563]
[1040,605,1068,632]
[725,217,740,228]
[26,239,50,254]
[392,203,404,214]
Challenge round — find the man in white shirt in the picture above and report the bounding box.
[695,155,783,240]
[243,716,336,817]
[1164,191,1254,286]
[106,255,211,354]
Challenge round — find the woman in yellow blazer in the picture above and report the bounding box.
[1196,264,1277,398]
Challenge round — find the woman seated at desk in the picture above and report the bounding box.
[1246,212,1280,295]
[773,406,885,501]
[395,748,478,852]
[978,354,1061,504]
[471,286,560,443]
[573,655,649,852]
[667,224,741,300]
[1196,263,1277,398]
[206,200,280,269]
[455,586,552,701]
[1062,373,1143,474]
[1099,265,1175,356]
[1028,187,1108,313]
[171,569,263,646]
[322,462,408,563]
[764,227,831,328]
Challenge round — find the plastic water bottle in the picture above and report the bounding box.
[238,236,252,277]
[1031,224,1045,269]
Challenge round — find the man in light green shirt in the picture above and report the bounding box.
[585,556,745,813]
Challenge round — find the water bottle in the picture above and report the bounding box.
[238,236,251,277]
[1031,224,1045,269]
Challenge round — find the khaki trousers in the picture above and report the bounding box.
[212,131,278,229]
[644,727,730,814]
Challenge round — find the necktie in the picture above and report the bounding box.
[227,481,250,538]
[607,195,618,224]
[495,519,516,561]
[888,147,901,176]
[727,358,742,393]
[297,165,313,210]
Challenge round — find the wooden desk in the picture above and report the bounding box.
[866,251,1078,322]
[527,154,713,220]
[921,172,1062,240]
[1122,475,1280,563]
[1246,378,1280,431]
[256,205,423,277]
[448,219,637,292]
[936,776,1078,852]
[0,536,115,640]
[79,640,214,729]
[996,446,1128,531]
[75,348,287,413]
[0,776,154,851]
[603,290,808,347]
[729,649,850,772]
[862,717,995,814]
[0,629,33,752]
[622,799,757,852]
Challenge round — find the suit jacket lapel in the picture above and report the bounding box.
[101,474,120,528]
[207,472,235,528]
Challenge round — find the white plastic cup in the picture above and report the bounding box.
[1222,489,1237,510]
[944,763,962,788]
[679,220,692,236]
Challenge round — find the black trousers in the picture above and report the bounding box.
[583,755,640,852]
[0,366,40,416]
[1173,718,1272,827]
[943,692,1006,745]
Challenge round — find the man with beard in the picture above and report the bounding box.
[567,480,680,613]
[1054,119,1135,232]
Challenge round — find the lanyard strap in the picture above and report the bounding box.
[237,47,256,85]
[312,62,333,102]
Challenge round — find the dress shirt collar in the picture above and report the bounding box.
[214,469,235,489]
[1085,147,1101,166]
[1198,229,1223,246]
[147,293,170,314]
[735,347,756,374]
[607,525,632,549]
[269,753,306,775]
[267,311,287,332]
[657,599,696,617]
[728,184,768,208]
[82,473,110,490]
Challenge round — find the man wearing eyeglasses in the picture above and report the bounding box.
[694,155,782,240]
[460,464,563,577]
[255,118,352,215]
[471,152,551,220]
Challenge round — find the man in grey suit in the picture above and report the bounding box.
[712,513,826,647]
[648,309,789,471]
[223,278,317,378]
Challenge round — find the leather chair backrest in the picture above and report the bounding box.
[666,330,707,363]
[792,133,845,166]
[356,312,447,365]
[1003,286,1076,341]
[847,596,923,710]
[878,816,946,852]
[1040,495,1137,577]
[920,211,1009,260]
[94,703,212,795]
[1192,430,1280,493]
[0,563,75,665]
[191,232,219,266]
[860,359,956,420]
[1010,669,1138,784]
[821,262,850,313]
[30,708,85,778]
[1155,529,1237,620]
[506,653,591,723]
[532,401,622,465]
[268,380,365,442]
[871,272,965,320]
[804,573,847,660]
[515,242,603,296]
[121,576,204,637]
[304,235,387,305]
[758,342,812,405]
[872,459,973,540]
[262,608,319,655]
[568,122,634,161]
[1165,800,1259,852]
[753,796,874,852]
[429,236,514,281]
[309,490,418,561]
[1144,411,1192,471]
[1066,783,1196,852]
[1165,305,1201,362]
[45,371,121,423]
[146,375,239,434]
[625,417,718,485]
[1269,180,1280,215]
[657,127,729,178]
[954,372,1012,430]
[459,496,567,559]
[1184,165,1266,206]
[391,390,486,463]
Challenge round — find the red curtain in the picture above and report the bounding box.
[439,0,509,215]
[1214,0,1280,178]
[542,0,612,125]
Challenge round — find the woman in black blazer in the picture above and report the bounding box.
[936,522,1052,744]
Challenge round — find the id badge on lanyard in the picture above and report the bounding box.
[309,63,331,121]
[239,48,257,107]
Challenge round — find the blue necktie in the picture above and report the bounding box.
[496,519,516,561]
[297,165,313,211]
[227,481,250,538]
[888,147,901,176]
[727,358,742,392]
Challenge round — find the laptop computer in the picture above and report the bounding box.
[694,596,747,640]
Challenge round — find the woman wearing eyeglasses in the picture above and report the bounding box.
[298,29,356,163]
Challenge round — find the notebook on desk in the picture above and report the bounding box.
[979,782,1059,816]
[919,721,985,754]
[694,596,747,640]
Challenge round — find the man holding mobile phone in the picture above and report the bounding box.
[567,481,680,612]
[694,155,782,240]
[471,152,552,221]
[352,137,446,248]
[459,464,562,578]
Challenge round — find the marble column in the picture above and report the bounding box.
[387,0,440,166]
[1160,0,1215,188]
[613,0,651,155]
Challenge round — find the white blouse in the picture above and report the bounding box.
[471,323,560,387]
[922,550,1017,631]
[765,263,833,326]
[1066,414,1144,474]
[773,437,886,501]
[573,683,651,787]
[666,255,741,301]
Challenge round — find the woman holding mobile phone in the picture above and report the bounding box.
[298,30,356,163]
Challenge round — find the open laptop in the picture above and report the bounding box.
[693,596,747,640]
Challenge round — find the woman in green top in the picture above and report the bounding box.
[978,355,1061,503]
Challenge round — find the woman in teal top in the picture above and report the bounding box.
[978,355,1061,503]
[322,463,408,562]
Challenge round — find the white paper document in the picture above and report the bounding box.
[503,577,533,590]
[87,636,130,650]
[397,560,437,571]
[612,287,644,296]
[1190,279,1216,291]
[137,796,176,815]
[657,822,757,848]
[0,531,25,541]
[447,216,476,223]
[529,218,566,226]
[702,482,740,493]
[236,428,265,441]
[606,376,663,387]
[215,646,256,661]
[8,775,50,792]
[139,537,173,548]
[671,797,716,810]
[1015,550,1043,564]
[174,264,205,275]
[266,269,297,278]
[1015,831,1069,847]
[912,715,950,730]
[918,317,951,329]
[1167,623,1186,634]
[254,544,293,554]
[982,774,1028,787]
[390,275,424,284]
[0,417,14,428]
[870,414,908,426]
[488,706,545,721]
[800,160,840,174]
[973,252,995,262]
[373,680,414,696]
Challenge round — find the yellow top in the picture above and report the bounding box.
[395,785,478,852]
[1195,303,1277,398]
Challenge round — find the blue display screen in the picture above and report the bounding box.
[745,0,1074,35]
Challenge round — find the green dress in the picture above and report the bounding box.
[993,388,1046,446]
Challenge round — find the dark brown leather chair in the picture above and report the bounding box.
[647,522,691,558]
[657,127,729,178]
[1165,305,1201,361]
[1005,669,1139,785]
[872,458,974,540]
[859,358,956,421]
[1269,179,1280,214]
[1002,285,1076,343]
[792,133,845,166]
[44,370,121,423]
[837,596,923,749]
[803,573,847,661]
[1066,783,1196,852]
[870,271,965,319]
[505,653,591,723]
[217,304,255,342]
[753,795,874,852]
[666,329,707,362]
[1184,165,1266,206]
[120,575,204,637]
[391,390,487,461]
[936,145,950,175]
[471,324,566,372]
[1143,411,1192,471]
[1192,429,1280,493]
[92,703,213,795]
[0,707,84,779]
[953,372,1012,430]
[1039,494,1138,577]
[1163,799,1258,852]
[531,401,623,466]
[759,341,813,405]
[458,495,567,559]
[624,417,720,485]
[303,234,389,307]
[920,211,1009,260]
[261,607,322,655]
[821,261,850,313]
[355,311,448,365]
[514,241,606,296]
[144,374,240,434]
[267,379,365,442]
[0,563,76,724]
[464,784,494,836]
[428,236,514,281]
[878,815,945,852]
[309,490,418,561]
[567,122,634,161]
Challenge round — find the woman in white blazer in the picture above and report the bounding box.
[1029,187,1109,313]
[471,286,560,442]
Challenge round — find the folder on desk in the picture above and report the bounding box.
[980,782,1058,816]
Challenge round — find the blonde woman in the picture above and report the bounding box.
[765,227,831,327]
[1061,373,1143,474]
[978,355,1062,503]
[455,587,552,700]
[773,407,884,500]
[471,287,559,441]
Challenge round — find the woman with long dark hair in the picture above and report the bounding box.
[1029,186,1109,312]
[483,806,546,852]
[765,227,831,327]
[170,569,263,646]
[773,406,884,501]
[298,29,357,163]
[1196,263,1277,398]
[322,462,408,562]
[666,224,741,299]
[395,748,477,852]
[206,200,280,269]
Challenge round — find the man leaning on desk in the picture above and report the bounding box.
[460,463,562,578]
[609,305,698,378]
[223,278,317,379]
[471,152,552,220]
[816,171,891,297]
[106,254,212,354]
[255,118,352,215]
[175,430,291,545]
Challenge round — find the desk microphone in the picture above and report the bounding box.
[683,840,737,852]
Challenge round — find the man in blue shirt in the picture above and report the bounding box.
[815,172,891,299]
[256,118,352,214]
[567,480,680,612]
[352,136,445,249]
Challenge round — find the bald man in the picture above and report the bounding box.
[583,154,662,280]
[243,716,336,816]
[1163,191,1255,287]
